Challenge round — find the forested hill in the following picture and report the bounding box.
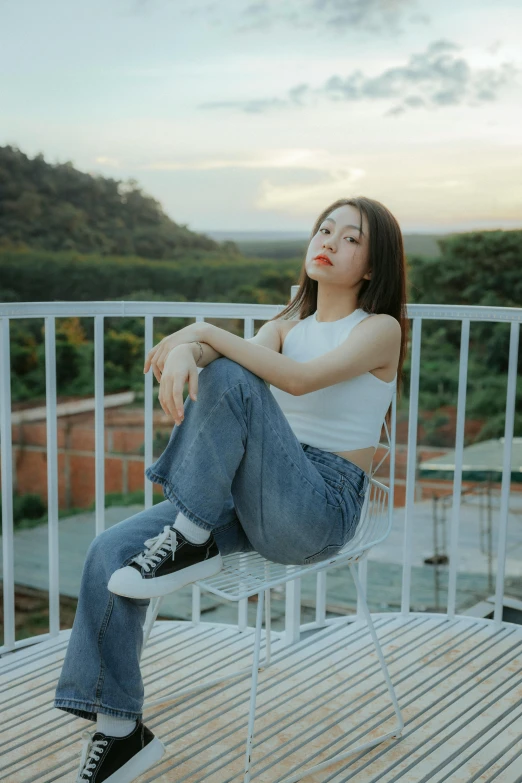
[0,145,238,259]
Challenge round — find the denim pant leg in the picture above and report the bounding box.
[53,500,221,723]
[145,357,368,566]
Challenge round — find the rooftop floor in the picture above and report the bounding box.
[2,612,522,782]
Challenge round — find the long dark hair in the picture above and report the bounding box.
[268,196,409,432]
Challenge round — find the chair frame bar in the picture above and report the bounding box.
[141,548,404,783]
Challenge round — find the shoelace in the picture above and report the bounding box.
[76,729,108,781]
[131,525,179,572]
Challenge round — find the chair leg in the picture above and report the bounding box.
[262,567,271,667]
[140,585,276,714]
[243,588,265,783]
[275,563,405,783]
[264,586,271,666]
[140,596,164,663]
[348,562,404,736]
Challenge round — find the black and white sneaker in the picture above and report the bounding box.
[76,720,165,783]
[107,525,223,599]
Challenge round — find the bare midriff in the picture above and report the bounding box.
[330,446,376,476]
[277,318,397,477]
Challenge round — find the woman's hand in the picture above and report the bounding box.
[158,344,199,425]
[144,323,207,382]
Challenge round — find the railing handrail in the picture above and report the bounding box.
[1,301,522,321]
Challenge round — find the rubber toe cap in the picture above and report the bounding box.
[108,565,142,595]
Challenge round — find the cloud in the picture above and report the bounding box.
[93,156,121,168]
[130,152,366,216]
[136,148,354,172]
[312,0,424,33]
[198,88,311,114]
[486,40,503,56]
[198,39,520,116]
[237,0,426,34]
[127,0,425,31]
[124,0,220,18]
[198,97,289,114]
[257,166,366,212]
[238,1,303,32]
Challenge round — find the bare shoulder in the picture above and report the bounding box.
[360,313,401,339]
[277,318,300,332]
[360,314,401,377]
[372,313,401,337]
[276,317,301,352]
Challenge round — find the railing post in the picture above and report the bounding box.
[284,285,303,643]
[144,315,154,510]
[94,315,105,536]
[446,319,470,620]
[492,320,520,628]
[285,576,301,646]
[44,316,60,638]
[401,313,422,617]
[0,317,15,651]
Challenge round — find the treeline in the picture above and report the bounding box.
[407,228,522,441]
[0,144,239,259]
[0,247,298,304]
[1,228,521,444]
[1,248,300,406]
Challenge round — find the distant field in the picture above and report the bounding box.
[204,231,450,260]
[233,235,446,260]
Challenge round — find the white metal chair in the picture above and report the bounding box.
[140,418,404,783]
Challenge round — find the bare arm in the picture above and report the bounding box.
[188,319,282,368]
[188,340,223,368]
[198,321,299,394]
[296,314,400,394]
[158,320,285,424]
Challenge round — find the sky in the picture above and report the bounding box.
[1,0,521,234]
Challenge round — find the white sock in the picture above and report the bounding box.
[173,511,210,544]
[97,713,137,737]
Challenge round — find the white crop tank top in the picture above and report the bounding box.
[269,308,397,452]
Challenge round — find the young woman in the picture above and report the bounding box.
[55,196,408,783]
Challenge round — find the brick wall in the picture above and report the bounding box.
[2,402,516,512]
[6,406,172,510]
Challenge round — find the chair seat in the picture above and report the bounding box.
[195,474,390,603]
[195,548,364,602]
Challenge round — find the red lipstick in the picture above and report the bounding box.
[314,255,333,265]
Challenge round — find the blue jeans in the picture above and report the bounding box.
[54,357,369,722]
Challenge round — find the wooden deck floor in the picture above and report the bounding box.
[1,613,522,782]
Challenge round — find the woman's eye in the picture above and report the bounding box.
[319,228,356,243]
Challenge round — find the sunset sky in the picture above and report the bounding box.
[1,0,521,234]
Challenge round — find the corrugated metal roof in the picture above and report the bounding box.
[420,438,522,474]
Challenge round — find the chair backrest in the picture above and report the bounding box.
[338,408,394,557]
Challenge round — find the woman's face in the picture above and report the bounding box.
[305,204,370,289]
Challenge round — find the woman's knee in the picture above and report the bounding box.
[85,526,132,574]
[201,356,240,376]
[86,528,111,558]
[201,356,264,392]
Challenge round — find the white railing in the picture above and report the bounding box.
[1,293,520,656]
